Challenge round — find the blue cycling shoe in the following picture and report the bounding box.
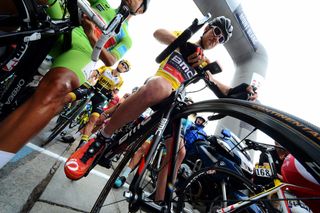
[113,176,126,188]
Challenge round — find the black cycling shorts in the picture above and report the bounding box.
[91,92,107,115]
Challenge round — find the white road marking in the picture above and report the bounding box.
[26,143,128,185]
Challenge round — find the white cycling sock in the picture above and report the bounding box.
[121,166,132,178]
[0,150,15,169]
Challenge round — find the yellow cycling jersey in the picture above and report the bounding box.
[96,66,123,90]
[155,31,197,90]
[155,51,196,90]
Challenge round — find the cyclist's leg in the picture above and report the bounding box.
[101,76,172,136]
[64,77,172,179]
[155,137,186,201]
[114,140,152,188]
[65,83,91,103]
[0,67,80,154]
[80,93,105,144]
[0,31,92,160]
[129,140,152,169]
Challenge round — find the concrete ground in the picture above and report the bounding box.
[0,117,135,213]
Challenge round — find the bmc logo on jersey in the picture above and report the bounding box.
[170,53,196,80]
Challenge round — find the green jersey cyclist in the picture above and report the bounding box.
[0,0,151,169]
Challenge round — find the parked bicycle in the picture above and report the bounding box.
[73,14,320,213]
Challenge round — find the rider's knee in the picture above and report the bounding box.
[37,68,79,105]
[90,112,100,121]
[142,77,172,103]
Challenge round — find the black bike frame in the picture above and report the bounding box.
[91,75,206,212]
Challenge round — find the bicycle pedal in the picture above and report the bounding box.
[123,190,135,201]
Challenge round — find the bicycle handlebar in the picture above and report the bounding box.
[155,13,211,63]
[77,0,130,62]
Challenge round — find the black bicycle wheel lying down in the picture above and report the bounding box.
[91,98,320,212]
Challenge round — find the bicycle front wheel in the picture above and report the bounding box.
[177,99,320,182]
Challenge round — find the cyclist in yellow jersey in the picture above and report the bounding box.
[64,16,234,202]
[62,60,131,147]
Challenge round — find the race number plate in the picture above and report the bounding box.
[255,165,272,177]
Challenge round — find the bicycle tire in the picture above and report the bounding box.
[90,119,161,213]
[175,166,270,213]
[177,98,320,182]
[45,98,88,145]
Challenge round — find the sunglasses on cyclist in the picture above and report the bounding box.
[121,62,129,71]
[212,26,225,44]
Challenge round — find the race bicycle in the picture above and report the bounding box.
[74,14,320,212]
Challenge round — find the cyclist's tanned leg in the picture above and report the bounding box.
[81,113,100,140]
[101,77,172,136]
[155,138,186,201]
[0,68,80,153]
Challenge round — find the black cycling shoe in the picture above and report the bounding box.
[97,157,112,169]
[59,135,75,143]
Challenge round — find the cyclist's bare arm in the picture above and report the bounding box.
[82,16,117,66]
[153,29,177,45]
[205,71,230,96]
